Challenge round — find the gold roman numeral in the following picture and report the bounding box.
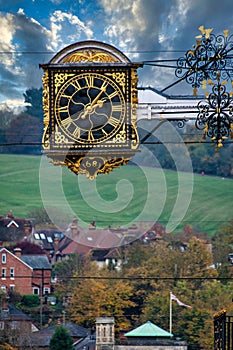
[108,116,119,127]
[71,80,81,90]
[61,93,71,99]
[112,104,122,112]
[57,106,69,113]
[88,130,95,141]
[73,127,80,138]
[85,75,94,88]
[61,117,72,128]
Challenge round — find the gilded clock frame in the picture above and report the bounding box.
[40,40,141,179]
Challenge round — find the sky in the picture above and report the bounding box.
[1,0,233,112]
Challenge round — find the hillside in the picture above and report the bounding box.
[0,154,232,236]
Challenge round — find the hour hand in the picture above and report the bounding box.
[95,98,107,108]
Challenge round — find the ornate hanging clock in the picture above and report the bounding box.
[40,41,142,179]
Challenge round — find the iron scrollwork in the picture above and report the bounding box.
[196,79,233,151]
[174,26,233,149]
[176,27,233,94]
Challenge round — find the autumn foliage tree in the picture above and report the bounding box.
[68,264,135,333]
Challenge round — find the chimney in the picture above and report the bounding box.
[24,221,32,235]
[53,237,59,252]
[2,295,9,312]
[70,217,78,237]
[89,221,96,230]
[7,210,13,219]
[14,247,22,258]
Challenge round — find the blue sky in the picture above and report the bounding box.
[1,0,233,112]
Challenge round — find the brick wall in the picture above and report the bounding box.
[0,249,33,294]
[0,248,52,295]
[32,269,52,294]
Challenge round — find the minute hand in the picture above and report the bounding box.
[90,86,106,107]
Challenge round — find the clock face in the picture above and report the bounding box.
[54,72,126,144]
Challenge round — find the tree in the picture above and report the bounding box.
[28,207,73,229]
[23,88,43,119]
[68,265,135,332]
[5,112,42,154]
[49,325,74,350]
[9,241,45,255]
[54,253,85,285]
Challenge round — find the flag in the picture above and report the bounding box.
[170,292,192,308]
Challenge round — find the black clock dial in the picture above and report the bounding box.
[55,72,126,143]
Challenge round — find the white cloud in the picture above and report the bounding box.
[49,10,93,49]
[0,13,17,67]
[0,7,95,107]
[101,0,133,14]
[158,0,191,47]
[0,99,30,115]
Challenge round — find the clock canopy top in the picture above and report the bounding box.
[49,40,131,64]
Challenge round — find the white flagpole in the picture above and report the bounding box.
[169,292,172,333]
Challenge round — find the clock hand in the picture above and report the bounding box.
[80,97,108,120]
[89,85,107,108]
[92,97,108,109]
[72,89,108,121]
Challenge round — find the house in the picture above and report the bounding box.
[29,228,64,260]
[52,218,146,269]
[0,210,32,242]
[30,322,89,349]
[0,247,52,295]
[0,302,33,348]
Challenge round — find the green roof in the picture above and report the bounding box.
[124,321,173,338]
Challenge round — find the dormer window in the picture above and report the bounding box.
[40,233,46,239]
[2,254,6,264]
[34,233,40,240]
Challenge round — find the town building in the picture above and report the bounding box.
[31,322,89,349]
[0,247,52,295]
[92,317,187,350]
[0,302,33,348]
[0,210,32,242]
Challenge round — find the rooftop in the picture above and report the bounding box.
[124,321,173,338]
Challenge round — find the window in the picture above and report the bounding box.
[40,233,46,240]
[44,287,50,294]
[10,268,14,279]
[1,254,6,264]
[9,285,15,291]
[33,287,39,295]
[11,321,19,330]
[0,322,4,330]
[1,268,6,279]
[34,233,40,240]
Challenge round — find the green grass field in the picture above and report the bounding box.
[0,154,232,236]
